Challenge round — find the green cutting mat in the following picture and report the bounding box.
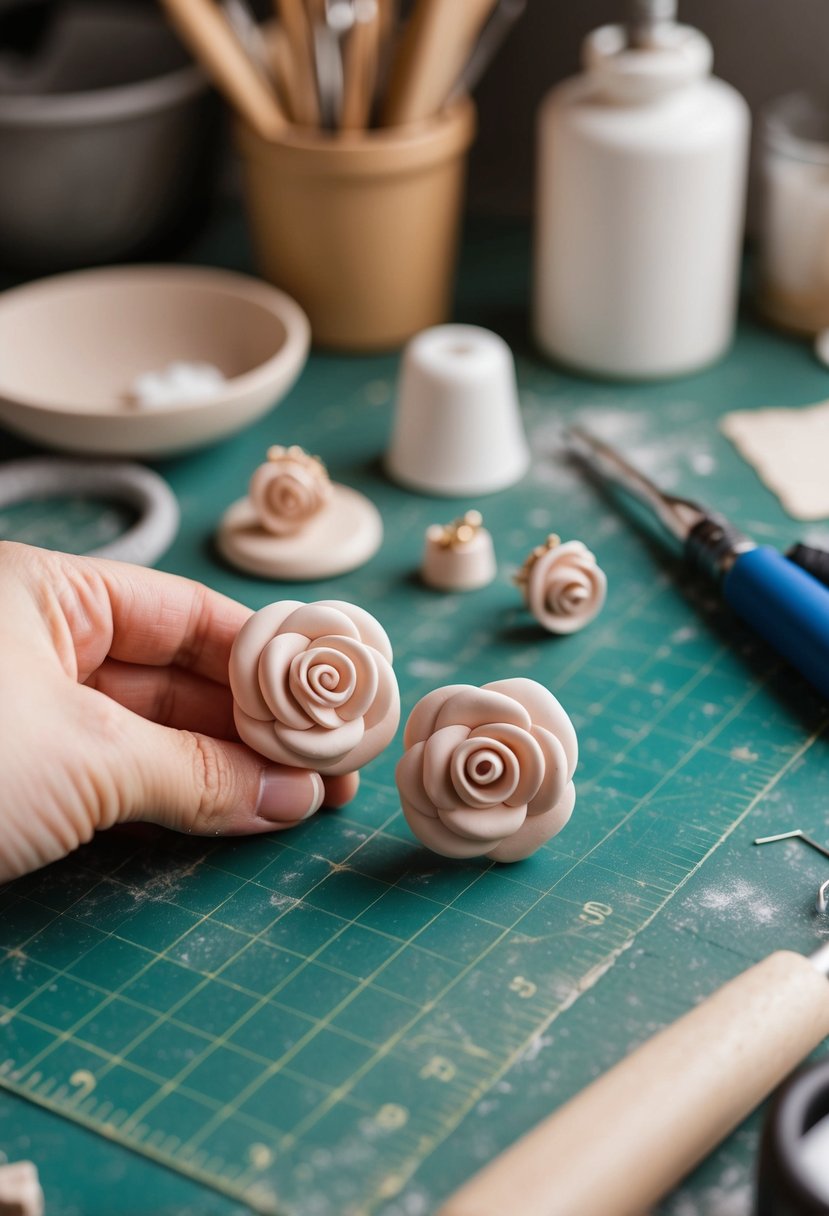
[1,218,829,1216]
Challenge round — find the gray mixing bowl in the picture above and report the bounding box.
[0,1,218,272]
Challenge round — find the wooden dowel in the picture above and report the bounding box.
[340,2,380,131]
[160,0,287,139]
[381,0,498,127]
[265,22,301,122]
[376,0,398,66]
[274,0,321,127]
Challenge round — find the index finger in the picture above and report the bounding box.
[95,558,253,684]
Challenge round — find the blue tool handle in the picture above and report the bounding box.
[723,546,829,700]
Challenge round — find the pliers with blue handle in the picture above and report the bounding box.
[570,427,829,702]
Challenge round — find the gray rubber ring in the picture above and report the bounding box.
[0,459,180,566]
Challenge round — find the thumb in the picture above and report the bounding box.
[117,713,325,835]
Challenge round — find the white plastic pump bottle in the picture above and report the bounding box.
[533,0,750,379]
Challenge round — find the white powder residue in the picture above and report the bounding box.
[802,526,829,548]
[696,879,779,925]
[364,379,391,405]
[690,452,716,475]
[518,1032,552,1064]
[667,1178,751,1216]
[527,507,554,529]
[407,658,458,680]
[528,403,718,497]
[672,626,698,643]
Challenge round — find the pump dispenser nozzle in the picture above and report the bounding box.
[627,0,678,47]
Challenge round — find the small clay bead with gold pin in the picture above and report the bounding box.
[421,510,496,591]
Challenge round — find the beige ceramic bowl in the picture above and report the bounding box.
[0,265,310,456]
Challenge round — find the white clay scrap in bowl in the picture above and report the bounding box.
[0,266,310,456]
[396,677,578,863]
[217,445,382,580]
[229,599,400,777]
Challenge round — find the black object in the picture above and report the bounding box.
[757,1059,829,1215]
[0,0,60,57]
[788,545,829,591]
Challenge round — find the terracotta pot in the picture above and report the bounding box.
[236,99,476,351]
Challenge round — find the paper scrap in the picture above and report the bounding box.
[720,398,829,520]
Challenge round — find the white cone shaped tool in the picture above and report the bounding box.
[386,324,530,496]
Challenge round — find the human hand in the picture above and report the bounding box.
[0,542,358,883]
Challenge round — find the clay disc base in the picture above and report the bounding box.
[217,483,383,580]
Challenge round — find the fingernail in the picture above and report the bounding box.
[257,769,324,823]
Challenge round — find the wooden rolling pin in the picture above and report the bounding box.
[439,947,829,1216]
[381,0,498,126]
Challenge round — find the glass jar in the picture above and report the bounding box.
[759,92,829,334]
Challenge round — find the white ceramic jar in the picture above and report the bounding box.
[533,22,750,379]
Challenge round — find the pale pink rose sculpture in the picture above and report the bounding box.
[249,444,332,537]
[230,600,400,777]
[517,537,606,635]
[396,678,577,863]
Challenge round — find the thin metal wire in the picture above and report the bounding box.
[754,830,829,916]
[754,829,829,861]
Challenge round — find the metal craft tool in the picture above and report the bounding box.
[311,0,353,128]
[221,0,276,87]
[758,1059,829,1214]
[448,0,526,103]
[789,542,829,590]
[569,427,829,701]
[755,831,829,915]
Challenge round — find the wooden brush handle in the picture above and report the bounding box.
[381,0,497,126]
[159,0,285,138]
[439,951,829,1216]
[274,0,320,127]
[160,0,287,139]
[340,8,381,131]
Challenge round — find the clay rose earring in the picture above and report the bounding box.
[229,600,400,776]
[249,444,331,536]
[396,678,577,863]
[515,535,606,634]
[217,445,383,580]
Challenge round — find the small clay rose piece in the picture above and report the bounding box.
[249,445,332,537]
[518,537,606,634]
[230,600,400,777]
[396,677,577,862]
